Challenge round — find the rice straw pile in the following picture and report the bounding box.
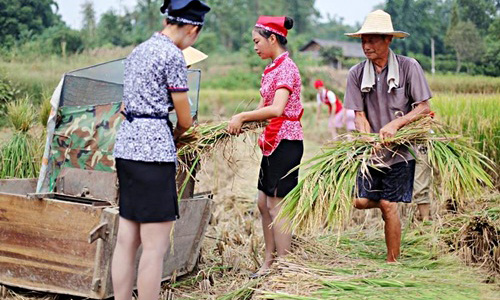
[277,116,496,234]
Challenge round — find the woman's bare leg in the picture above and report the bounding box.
[112,217,141,300]
[137,221,174,300]
[257,191,275,272]
[268,196,292,257]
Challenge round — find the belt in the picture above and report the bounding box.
[121,111,173,133]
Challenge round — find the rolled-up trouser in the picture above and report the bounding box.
[413,153,432,204]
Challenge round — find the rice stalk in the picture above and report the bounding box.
[177,121,266,159]
[216,278,262,300]
[0,133,41,179]
[432,93,500,168]
[438,194,500,275]
[5,96,36,133]
[277,116,496,234]
[39,93,52,128]
[177,155,200,199]
[428,137,495,202]
[175,121,266,193]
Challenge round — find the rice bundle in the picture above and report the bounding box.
[277,116,496,234]
[0,134,42,179]
[175,121,266,197]
[177,121,266,158]
[0,97,42,179]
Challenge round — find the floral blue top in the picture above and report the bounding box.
[114,32,189,163]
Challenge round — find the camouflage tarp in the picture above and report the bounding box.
[35,58,201,193]
[48,102,123,191]
[36,77,63,193]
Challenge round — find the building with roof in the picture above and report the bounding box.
[300,39,366,69]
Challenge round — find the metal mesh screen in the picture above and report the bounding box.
[60,58,201,119]
[61,76,123,107]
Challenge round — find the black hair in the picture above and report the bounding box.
[165,18,203,33]
[255,16,294,48]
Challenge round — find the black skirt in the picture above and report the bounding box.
[116,158,179,223]
[258,140,304,198]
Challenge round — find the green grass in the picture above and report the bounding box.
[0,47,133,98]
[427,74,500,94]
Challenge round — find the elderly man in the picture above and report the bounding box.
[344,10,431,262]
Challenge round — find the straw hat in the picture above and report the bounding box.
[182,46,208,66]
[345,10,409,39]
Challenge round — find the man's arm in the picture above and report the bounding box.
[354,111,372,133]
[379,100,431,141]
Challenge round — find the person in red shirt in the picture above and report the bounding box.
[228,15,303,277]
[314,80,355,139]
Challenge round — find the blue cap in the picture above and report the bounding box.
[160,0,211,26]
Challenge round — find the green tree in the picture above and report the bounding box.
[481,17,500,76]
[313,15,356,41]
[46,25,83,55]
[202,0,318,52]
[445,21,485,73]
[386,0,452,56]
[448,1,460,29]
[0,0,61,47]
[320,46,343,67]
[81,0,97,48]
[97,10,133,47]
[286,0,318,34]
[204,0,255,51]
[127,0,163,44]
[194,31,219,53]
[456,0,497,33]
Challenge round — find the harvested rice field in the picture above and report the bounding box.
[1,55,499,299]
[164,142,500,300]
[3,133,498,299]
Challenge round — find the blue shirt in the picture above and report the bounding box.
[114,32,189,162]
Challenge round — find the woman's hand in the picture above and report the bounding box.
[228,113,244,135]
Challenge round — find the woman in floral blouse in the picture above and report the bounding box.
[228,15,303,277]
[112,1,210,299]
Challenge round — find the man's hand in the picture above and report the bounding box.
[228,113,244,135]
[379,120,400,142]
[378,101,431,143]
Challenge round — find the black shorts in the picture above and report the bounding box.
[356,160,416,203]
[116,158,179,223]
[258,140,304,198]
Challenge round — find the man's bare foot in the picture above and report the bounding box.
[386,258,400,264]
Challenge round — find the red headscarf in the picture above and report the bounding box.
[255,16,288,37]
[314,80,324,89]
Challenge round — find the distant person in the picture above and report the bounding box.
[344,10,432,263]
[228,15,303,277]
[314,79,355,138]
[111,1,210,299]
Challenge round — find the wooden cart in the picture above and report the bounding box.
[0,62,211,298]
